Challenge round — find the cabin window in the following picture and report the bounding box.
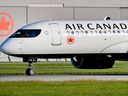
[10,29,41,38]
[113,30,116,33]
[66,31,69,34]
[122,30,125,33]
[99,30,102,34]
[85,30,88,34]
[94,30,97,33]
[103,30,107,34]
[81,30,84,34]
[108,30,111,33]
[76,31,79,34]
[90,30,93,34]
[117,30,120,33]
[71,31,74,35]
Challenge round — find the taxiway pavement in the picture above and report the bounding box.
[0,75,128,81]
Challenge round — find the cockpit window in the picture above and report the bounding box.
[10,29,41,38]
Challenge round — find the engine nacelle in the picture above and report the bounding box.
[71,55,115,69]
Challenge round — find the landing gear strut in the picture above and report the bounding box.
[26,61,34,75]
[26,58,34,75]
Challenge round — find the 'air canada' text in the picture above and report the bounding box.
[65,23,127,30]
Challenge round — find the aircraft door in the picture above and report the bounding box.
[49,23,61,45]
[18,39,24,54]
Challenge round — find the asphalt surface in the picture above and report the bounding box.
[0,75,128,81]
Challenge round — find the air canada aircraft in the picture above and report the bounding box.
[1,17,128,75]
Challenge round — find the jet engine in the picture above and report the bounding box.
[71,55,115,69]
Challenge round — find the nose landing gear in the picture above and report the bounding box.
[24,57,37,75]
[26,61,34,75]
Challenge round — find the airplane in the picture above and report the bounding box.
[1,17,128,75]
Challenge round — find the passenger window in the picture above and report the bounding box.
[10,29,41,38]
[76,31,79,34]
[66,31,70,34]
[122,30,125,33]
[108,30,111,33]
[85,30,88,34]
[99,30,102,34]
[113,30,116,33]
[103,30,107,34]
[94,30,97,34]
[71,31,74,35]
[81,30,84,34]
[117,30,120,33]
[90,30,93,34]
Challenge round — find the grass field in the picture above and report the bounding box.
[0,61,128,75]
[0,61,128,96]
[0,80,128,96]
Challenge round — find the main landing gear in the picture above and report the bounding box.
[24,57,37,75]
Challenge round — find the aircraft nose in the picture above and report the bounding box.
[0,39,12,54]
[0,39,19,55]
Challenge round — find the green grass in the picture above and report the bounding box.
[0,61,128,75]
[0,62,128,96]
[0,80,128,96]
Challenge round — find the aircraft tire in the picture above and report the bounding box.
[26,68,34,75]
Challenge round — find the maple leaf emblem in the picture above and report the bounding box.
[67,36,75,44]
[68,37,74,43]
[0,16,10,31]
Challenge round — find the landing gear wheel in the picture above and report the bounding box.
[26,58,35,75]
[26,68,34,75]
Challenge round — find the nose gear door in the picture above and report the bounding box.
[49,23,61,45]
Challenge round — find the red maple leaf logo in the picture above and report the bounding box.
[0,16,10,31]
[68,37,74,42]
[67,36,75,44]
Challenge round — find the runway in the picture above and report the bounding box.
[0,75,128,81]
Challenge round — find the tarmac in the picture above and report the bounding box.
[0,75,128,81]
